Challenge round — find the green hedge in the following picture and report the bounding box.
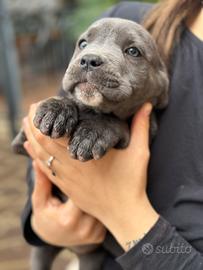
[67,0,157,39]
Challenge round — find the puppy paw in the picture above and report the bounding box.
[33,98,78,138]
[68,122,120,161]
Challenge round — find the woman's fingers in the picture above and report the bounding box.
[26,116,69,163]
[128,103,152,153]
[32,162,52,209]
[34,158,66,192]
[24,138,65,187]
[30,152,106,247]
[53,197,106,245]
[58,199,85,231]
[24,141,35,159]
[27,103,69,149]
[62,199,84,219]
[23,116,66,182]
[91,221,107,244]
[35,159,69,196]
[24,103,73,183]
[58,198,106,244]
[23,117,50,162]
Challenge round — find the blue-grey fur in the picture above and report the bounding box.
[12,18,169,270]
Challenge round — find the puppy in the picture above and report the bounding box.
[13,18,169,270]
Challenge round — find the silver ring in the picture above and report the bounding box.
[46,156,56,176]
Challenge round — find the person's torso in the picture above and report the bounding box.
[103,0,203,255]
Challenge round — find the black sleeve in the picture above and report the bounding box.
[117,216,203,270]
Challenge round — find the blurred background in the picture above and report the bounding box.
[0,0,156,269]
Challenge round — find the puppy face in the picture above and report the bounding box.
[63,18,168,119]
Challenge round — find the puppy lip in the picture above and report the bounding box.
[75,82,98,96]
[74,83,103,107]
[77,81,90,89]
[68,80,87,93]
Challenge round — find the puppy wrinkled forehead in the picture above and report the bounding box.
[80,18,156,57]
[88,19,145,40]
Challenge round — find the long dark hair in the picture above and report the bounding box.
[142,0,202,69]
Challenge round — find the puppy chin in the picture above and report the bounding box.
[74,86,103,107]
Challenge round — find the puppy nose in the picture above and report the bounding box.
[80,54,103,71]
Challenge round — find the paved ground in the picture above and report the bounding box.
[0,74,77,270]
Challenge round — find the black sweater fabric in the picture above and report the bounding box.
[22,2,203,269]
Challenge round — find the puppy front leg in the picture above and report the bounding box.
[68,113,130,162]
[12,128,28,156]
[33,97,79,139]
[12,97,79,156]
[31,246,62,270]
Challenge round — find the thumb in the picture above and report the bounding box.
[62,199,83,218]
[129,103,152,148]
[32,161,52,209]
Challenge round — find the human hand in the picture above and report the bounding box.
[31,162,106,247]
[23,102,159,250]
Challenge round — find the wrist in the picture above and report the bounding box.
[103,194,159,251]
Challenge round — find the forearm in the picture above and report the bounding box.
[102,194,203,270]
[103,194,159,251]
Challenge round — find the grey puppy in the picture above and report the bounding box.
[13,18,169,270]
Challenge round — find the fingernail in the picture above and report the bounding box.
[143,103,152,116]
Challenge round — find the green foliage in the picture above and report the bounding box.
[128,0,157,2]
[67,0,119,39]
[66,0,158,40]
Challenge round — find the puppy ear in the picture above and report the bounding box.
[156,68,169,109]
[58,86,67,97]
[151,52,169,110]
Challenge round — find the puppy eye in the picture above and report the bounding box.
[125,47,141,57]
[79,39,88,50]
